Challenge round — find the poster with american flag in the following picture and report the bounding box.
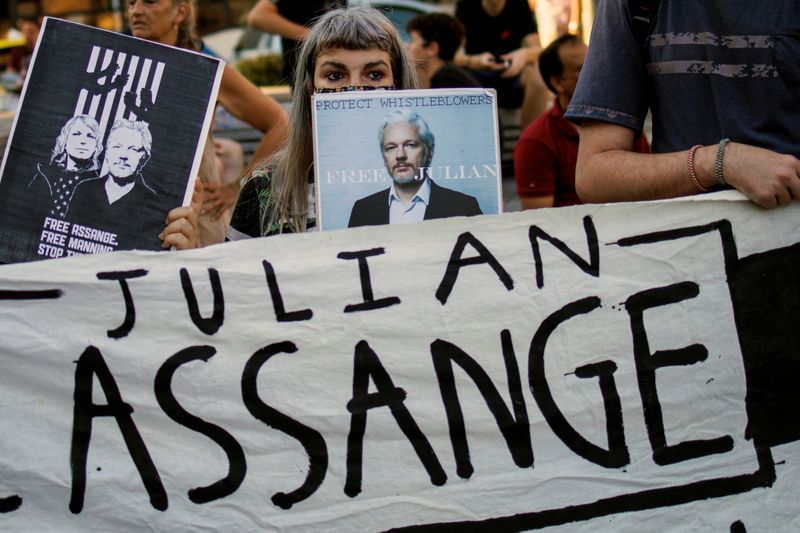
[0,17,223,264]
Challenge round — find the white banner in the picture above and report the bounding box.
[0,193,798,531]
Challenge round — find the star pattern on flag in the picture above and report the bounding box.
[50,175,80,218]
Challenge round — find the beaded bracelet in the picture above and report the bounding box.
[715,138,730,186]
[687,144,708,193]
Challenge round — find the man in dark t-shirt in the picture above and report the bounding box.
[247,0,345,85]
[564,0,800,208]
[406,13,480,90]
[455,0,548,127]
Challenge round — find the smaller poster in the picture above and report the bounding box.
[312,88,503,231]
[0,17,223,264]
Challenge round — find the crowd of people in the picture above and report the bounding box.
[4,0,798,254]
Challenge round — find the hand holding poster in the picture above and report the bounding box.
[0,193,798,530]
[0,18,223,264]
[312,88,503,231]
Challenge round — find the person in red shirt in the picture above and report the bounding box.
[514,33,649,208]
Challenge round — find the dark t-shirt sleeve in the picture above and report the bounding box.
[564,0,648,132]
[229,175,265,239]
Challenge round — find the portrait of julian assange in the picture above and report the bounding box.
[348,109,483,227]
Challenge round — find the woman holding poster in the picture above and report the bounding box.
[226,6,419,239]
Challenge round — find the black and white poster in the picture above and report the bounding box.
[0,17,223,264]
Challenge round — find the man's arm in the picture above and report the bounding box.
[247,0,309,41]
[576,120,800,208]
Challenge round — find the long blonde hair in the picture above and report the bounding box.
[262,6,419,234]
[51,115,102,170]
[172,0,199,50]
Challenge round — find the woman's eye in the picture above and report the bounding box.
[367,71,385,81]
[325,71,344,81]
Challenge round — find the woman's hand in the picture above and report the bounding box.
[159,179,203,250]
[201,181,240,220]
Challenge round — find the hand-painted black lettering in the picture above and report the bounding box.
[528,215,599,289]
[180,268,224,335]
[530,297,630,468]
[0,382,21,511]
[0,289,61,300]
[615,220,730,254]
[616,222,800,448]
[262,260,313,322]
[96,269,148,339]
[337,248,401,312]
[729,241,800,448]
[730,520,746,533]
[70,346,167,513]
[0,494,21,513]
[435,232,513,304]
[573,360,628,465]
[431,330,532,479]
[242,341,328,509]
[0,259,67,514]
[154,345,246,504]
[345,340,446,497]
[625,282,734,465]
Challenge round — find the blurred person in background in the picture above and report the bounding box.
[455,0,549,128]
[405,13,480,89]
[3,16,41,92]
[247,0,346,86]
[127,0,289,245]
